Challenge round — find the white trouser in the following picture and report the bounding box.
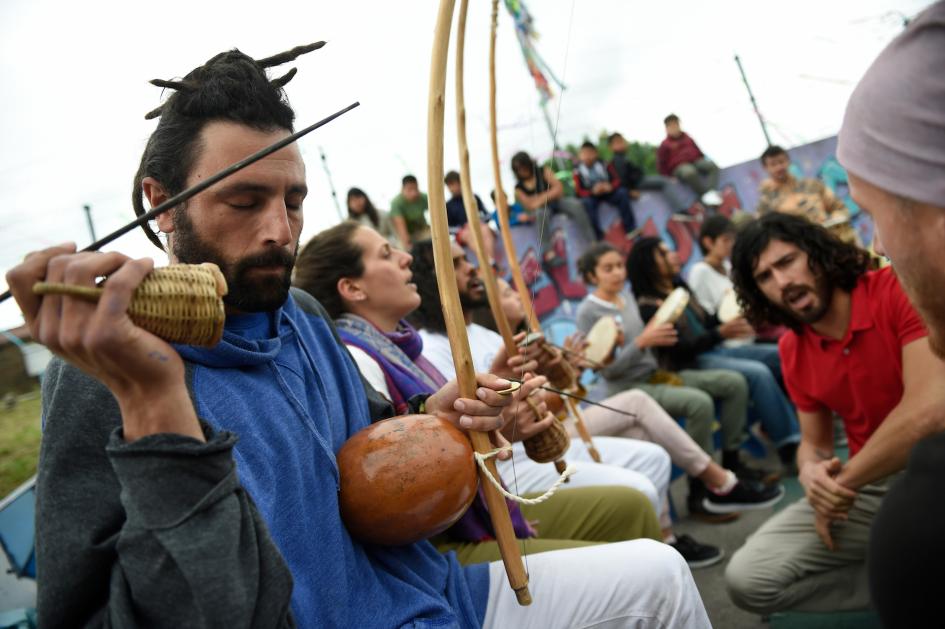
[484,539,711,628]
[497,436,672,527]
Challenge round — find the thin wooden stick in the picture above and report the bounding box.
[487,0,599,460]
[506,377,639,419]
[0,101,360,304]
[456,0,569,481]
[428,0,531,606]
[489,0,541,334]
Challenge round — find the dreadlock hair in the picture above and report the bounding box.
[346,187,381,228]
[626,237,668,300]
[133,42,324,250]
[698,214,735,254]
[293,221,365,319]
[730,212,870,331]
[576,241,620,285]
[406,239,449,334]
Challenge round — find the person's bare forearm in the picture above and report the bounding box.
[838,399,945,489]
[117,382,204,442]
[797,438,832,474]
[392,217,410,249]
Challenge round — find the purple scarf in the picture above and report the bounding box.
[336,314,534,542]
[337,314,445,415]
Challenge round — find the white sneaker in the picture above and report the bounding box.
[701,190,723,206]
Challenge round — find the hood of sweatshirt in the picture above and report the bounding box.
[175,297,300,369]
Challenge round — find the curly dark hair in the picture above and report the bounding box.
[626,237,670,300]
[731,213,870,330]
[293,221,365,319]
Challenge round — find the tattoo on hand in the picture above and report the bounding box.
[148,351,169,363]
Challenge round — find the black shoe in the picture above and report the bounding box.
[669,534,724,569]
[735,462,781,485]
[703,479,785,514]
[723,450,781,485]
[687,480,740,523]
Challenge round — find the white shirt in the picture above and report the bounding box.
[419,324,504,380]
[687,259,754,347]
[687,260,733,315]
[344,344,392,402]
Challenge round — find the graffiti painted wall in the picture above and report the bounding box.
[494,134,872,342]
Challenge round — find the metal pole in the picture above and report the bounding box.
[734,54,773,146]
[82,204,97,242]
[539,101,565,171]
[319,146,345,223]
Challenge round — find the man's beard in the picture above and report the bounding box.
[894,264,945,360]
[459,278,488,311]
[171,209,297,312]
[776,272,833,326]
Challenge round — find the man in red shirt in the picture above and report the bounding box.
[722,212,945,614]
[656,114,721,206]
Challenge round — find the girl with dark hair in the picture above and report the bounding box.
[575,243,784,517]
[347,187,399,246]
[627,237,801,469]
[510,151,597,266]
[294,222,668,566]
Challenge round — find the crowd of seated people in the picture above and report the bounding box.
[11,6,945,626]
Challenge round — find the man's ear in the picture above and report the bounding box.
[142,177,175,234]
[337,277,365,304]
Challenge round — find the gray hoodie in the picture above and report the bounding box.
[575,292,659,393]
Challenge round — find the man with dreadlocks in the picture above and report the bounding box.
[5,46,710,627]
[724,212,945,614]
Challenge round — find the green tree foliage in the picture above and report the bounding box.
[543,130,659,184]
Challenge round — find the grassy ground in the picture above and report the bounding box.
[0,391,41,498]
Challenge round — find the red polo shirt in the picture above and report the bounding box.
[779,267,928,456]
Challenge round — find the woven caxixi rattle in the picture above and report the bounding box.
[32,263,228,347]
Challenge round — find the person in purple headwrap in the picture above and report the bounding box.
[837,2,945,625]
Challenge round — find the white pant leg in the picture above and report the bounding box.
[483,539,711,629]
[497,437,671,517]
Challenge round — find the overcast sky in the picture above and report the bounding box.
[0,0,932,330]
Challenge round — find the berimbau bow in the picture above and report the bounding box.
[455,0,572,477]
[486,0,602,463]
[426,0,531,605]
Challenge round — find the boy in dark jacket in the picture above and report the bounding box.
[572,141,636,239]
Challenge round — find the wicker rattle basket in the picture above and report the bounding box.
[522,398,571,464]
[33,263,227,347]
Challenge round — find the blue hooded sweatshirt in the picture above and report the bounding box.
[176,291,489,628]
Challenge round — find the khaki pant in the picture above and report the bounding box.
[621,368,749,453]
[433,485,661,565]
[725,476,895,614]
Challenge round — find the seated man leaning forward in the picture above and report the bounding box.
[6,47,710,627]
[724,212,945,614]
